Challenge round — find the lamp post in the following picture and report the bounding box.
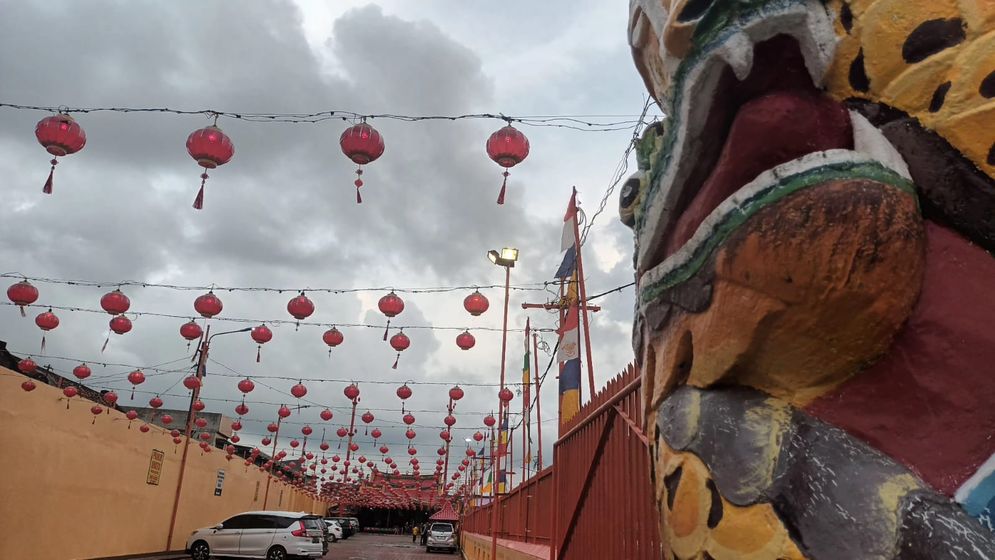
[487,247,517,560]
[166,325,252,550]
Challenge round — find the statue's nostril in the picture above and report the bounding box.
[677,0,714,23]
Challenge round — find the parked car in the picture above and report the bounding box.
[323,519,343,542]
[327,516,354,538]
[186,510,325,560]
[425,522,457,554]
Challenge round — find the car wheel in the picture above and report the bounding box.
[266,545,287,560]
[189,541,210,560]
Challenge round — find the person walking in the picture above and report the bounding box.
[421,523,429,546]
[412,524,421,543]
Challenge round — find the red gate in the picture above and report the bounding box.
[461,364,661,559]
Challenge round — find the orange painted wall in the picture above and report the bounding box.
[0,368,328,560]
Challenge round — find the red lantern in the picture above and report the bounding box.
[444,415,456,427]
[483,414,496,427]
[100,289,130,315]
[499,387,514,402]
[195,417,208,429]
[486,123,530,205]
[103,391,119,407]
[440,431,451,442]
[192,399,206,412]
[336,427,349,438]
[466,448,476,457]
[463,290,489,316]
[16,357,37,375]
[339,122,385,203]
[194,291,223,318]
[139,424,151,433]
[455,330,475,351]
[473,431,484,442]
[379,445,389,454]
[180,320,203,349]
[238,378,255,394]
[186,124,234,209]
[230,434,239,443]
[35,114,86,195]
[231,420,242,431]
[199,432,212,441]
[278,405,292,418]
[267,421,279,433]
[250,324,272,362]
[262,436,273,446]
[378,291,404,340]
[7,280,39,317]
[349,442,359,452]
[183,376,201,391]
[149,396,163,409]
[290,439,300,449]
[405,429,416,440]
[291,382,308,399]
[344,383,360,401]
[403,413,416,426]
[109,315,132,334]
[320,408,333,421]
[389,331,410,369]
[127,369,145,399]
[34,309,59,352]
[371,428,382,440]
[235,402,249,416]
[161,414,173,425]
[408,448,417,456]
[320,442,330,451]
[322,327,344,358]
[21,380,36,392]
[287,293,314,326]
[302,425,313,436]
[90,405,103,422]
[63,386,78,399]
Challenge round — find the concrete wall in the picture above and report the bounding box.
[0,367,327,560]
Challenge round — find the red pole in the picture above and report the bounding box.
[262,414,283,509]
[571,188,596,396]
[165,324,210,550]
[339,397,358,515]
[522,322,529,480]
[490,264,511,559]
[443,397,453,492]
[532,332,543,469]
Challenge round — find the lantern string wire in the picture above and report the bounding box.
[0,273,551,295]
[1,301,550,333]
[0,102,663,132]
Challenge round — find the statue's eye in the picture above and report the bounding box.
[619,172,644,228]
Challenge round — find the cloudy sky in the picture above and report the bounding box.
[0,1,657,485]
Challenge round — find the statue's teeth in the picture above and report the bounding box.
[716,32,754,81]
[791,4,838,87]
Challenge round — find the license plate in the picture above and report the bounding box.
[312,537,319,543]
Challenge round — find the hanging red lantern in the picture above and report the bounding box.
[379,445,389,454]
[63,386,78,399]
[455,330,476,351]
[35,113,86,195]
[378,291,404,340]
[339,122,385,203]
[230,434,240,443]
[349,442,359,452]
[466,448,477,457]
[371,428,382,440]
[290,439,300,449]
[322,327,344,358]
[287,293,314,327]
[405,429,416,440]
[473,430,484,442]
[194,291,223,318]
[408,447,417,456]
[199,432,212,442]
[192,399,206,412]
[6,280,39,317]
[102,315,132,352]
[320,442,330,451]
[139,424,151,433]
[361,411,374,435]
[195,417,208,429]
[149,396,163,409]
[161,414,174,425]
[34,309,59,352]
[21,380,36,392]
[127,369,145,399]
[237,378,255,394]
[302,425,313,436]
[231,420,242,431]
[262,436,273,446]
[449,385,465,402]
[343,383,360,401]
[486,123,530,205]
[291,382,308,399]
[483,414,496,427]
[100,289,131,315]
[403,413,416,426]
[90,404,103,422]
[250,324,272,362]
[440,431,451,442]
[320,408,333,421]
[183,376,201,391]
[499,388,514,402]
[179,320,203,350]
[72,363,91,380]
[267,421,280,433]
[278,405,292,418]
[463,290,489,316]
[103,391,119,407]
[235,402,249,416]
[17,357,36,374]
[444,415,456,427]
[389,330,410,369]
[336,427,348,438]
[186,123,234,209]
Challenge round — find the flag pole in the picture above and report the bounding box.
[570,187,597,395]
[532,331,543,469]
[522,319,530,480]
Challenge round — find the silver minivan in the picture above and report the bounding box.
[186,510,324,560]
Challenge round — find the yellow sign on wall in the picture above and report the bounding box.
[147,449,165,485]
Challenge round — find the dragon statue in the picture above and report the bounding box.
[623,0,995,558]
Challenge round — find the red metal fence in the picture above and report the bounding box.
[461,364,661,559]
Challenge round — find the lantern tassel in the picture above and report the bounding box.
[383,318,391,341]
[193,173,207,210]
[130,387,135,400]
[92,416,96,425]
[101,335,110,353]
[43,159,57,194]
[40,334,46,353]
[496,171,509,205]
[392,353,400,369]
[256,346,261,363]
[355,170,364,204]
[19,305,26,318]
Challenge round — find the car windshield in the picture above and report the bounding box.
[431,523,454,533]
[302,517,323,530]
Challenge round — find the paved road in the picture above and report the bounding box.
[325,533,460,559]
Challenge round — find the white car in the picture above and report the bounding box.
[426,522,457,554]
[186,510,325,560]
[323,519,343,542]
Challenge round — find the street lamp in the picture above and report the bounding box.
[488,246,517,559]
[166,325,251,550]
